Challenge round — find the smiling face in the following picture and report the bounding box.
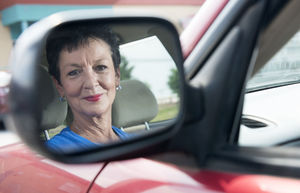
[54,38,120,119]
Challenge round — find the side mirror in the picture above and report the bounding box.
[8,10,185,163]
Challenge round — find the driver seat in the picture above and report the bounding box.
[112,79,158,132]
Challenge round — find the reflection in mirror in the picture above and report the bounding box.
[239,31,300,147]
[38,21,180,153]
[119,36,179,124]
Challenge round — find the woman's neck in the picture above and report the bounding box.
[70,112,119,143]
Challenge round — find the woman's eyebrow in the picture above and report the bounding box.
[67,63,82,67]
[61,63,81,71]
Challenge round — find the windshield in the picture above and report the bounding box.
[247,31,300,91]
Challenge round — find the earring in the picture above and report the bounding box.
[59,96,66,102]
[116,85,122,91]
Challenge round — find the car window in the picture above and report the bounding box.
[247,31,300,92]
[239,30,300,147]
[120,36,180,122]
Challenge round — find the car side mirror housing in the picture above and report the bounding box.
[8,10,187,163]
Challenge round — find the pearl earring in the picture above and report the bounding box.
[116,85,122,91]
[59,96,66,102]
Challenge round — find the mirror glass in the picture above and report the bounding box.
[238,30,300,147]
[36,20,182,153]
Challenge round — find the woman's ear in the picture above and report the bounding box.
[52,77,64,97]
[115,68,120,85]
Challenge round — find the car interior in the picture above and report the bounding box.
[37,65,68,140]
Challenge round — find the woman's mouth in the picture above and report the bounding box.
[84,94,102,102]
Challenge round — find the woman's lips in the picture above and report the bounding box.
[84,94,102,102]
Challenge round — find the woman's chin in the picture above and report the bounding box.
[76,99,112,118]
[82,106,110,117]
[81,111,104,118]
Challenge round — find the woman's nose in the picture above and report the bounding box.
[83,69,99,89]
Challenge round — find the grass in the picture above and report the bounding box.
[42,125,65,139]
[151,103,179,122]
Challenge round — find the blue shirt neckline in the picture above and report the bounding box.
[45,126,130,153]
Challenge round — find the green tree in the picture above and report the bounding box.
[120,55,134,80]
[168,68,179,96]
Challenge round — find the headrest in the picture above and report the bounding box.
[37,66,67,130]
[112,79,158,128]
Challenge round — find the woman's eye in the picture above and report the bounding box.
[94,65,107,72]
[67,70,80,76]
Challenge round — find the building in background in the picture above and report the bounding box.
[0,0,204,68]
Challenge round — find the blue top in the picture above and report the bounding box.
[45,126,130,153]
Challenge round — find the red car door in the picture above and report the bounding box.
[89,158,300,193]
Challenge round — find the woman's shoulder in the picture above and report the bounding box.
[112,126,131,139]
[46,127,74,144]
[45,127,97,153]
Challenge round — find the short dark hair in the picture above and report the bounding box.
[46,22,120,83]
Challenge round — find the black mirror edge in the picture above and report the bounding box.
[8,11,188,164]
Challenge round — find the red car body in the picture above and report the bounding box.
[2,0,300,192]
[2,143,300,193]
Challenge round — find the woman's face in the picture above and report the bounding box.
[54,38,120,118]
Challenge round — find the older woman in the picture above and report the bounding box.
[45,23,129,152]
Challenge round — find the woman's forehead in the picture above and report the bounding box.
[59,39,112,64]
